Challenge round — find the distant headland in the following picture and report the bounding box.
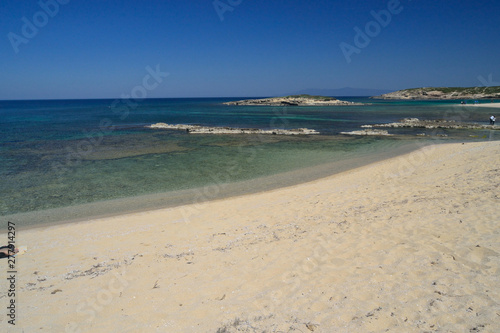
[223,94,365,106]
[372,86,500,100]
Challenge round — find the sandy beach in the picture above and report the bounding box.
[1,141,499,332]
[468,102,500,108]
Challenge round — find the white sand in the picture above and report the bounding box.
[467,102,500,108]
[1,141,499,332]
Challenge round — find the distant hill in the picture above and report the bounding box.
[373,86,500,100]
[291,87,392,97]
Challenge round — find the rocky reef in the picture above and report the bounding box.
[340,129,392,136]
[362,118,499,130]
[224,94,364,106]
[148,123,319,135]
[341,118,498,137]
[372,87,500,100]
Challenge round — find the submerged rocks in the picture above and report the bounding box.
[148,123,319,135]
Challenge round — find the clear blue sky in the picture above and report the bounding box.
[1,0,499,99]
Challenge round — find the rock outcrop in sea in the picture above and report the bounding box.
[340,129,393,136]
[341,118,498,137]
[224,94,364,106]
[148,123,319,135]
[362,118,499,130]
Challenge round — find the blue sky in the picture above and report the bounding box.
[0,0,499,99]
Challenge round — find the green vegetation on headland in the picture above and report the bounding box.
[403,86,500,94]
[373,86,500,100]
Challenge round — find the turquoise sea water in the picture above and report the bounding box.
[1,97,498,227]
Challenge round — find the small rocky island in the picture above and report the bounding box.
[148,123,319,135]
[224,94,364,106]
[373,86,500,100]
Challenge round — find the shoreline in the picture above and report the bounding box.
[466,102,500,108]
[3,140,499,332]
[2,139,429,231]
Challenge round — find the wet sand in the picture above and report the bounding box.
[3,140,422,229]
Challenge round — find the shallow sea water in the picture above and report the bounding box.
[1,98,498,227]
